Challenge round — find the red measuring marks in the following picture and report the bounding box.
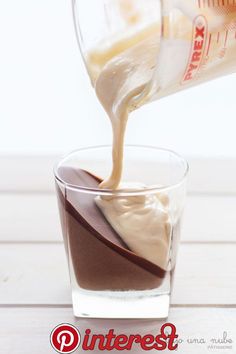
[206,29,229,59]
[198,0,236,8]
[224,29,229,46]
[206,33,212,56]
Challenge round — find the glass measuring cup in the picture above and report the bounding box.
[72,0,236,103]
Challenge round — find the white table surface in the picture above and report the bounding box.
[0,183,236,353]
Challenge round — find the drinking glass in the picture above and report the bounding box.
[54,145,189,318]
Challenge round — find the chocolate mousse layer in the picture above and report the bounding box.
[56,167,168,291]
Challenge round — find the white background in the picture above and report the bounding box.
[0,0,235,157]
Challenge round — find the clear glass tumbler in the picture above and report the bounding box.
[54,146,188,319]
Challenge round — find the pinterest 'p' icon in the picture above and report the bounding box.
[50,324,81,353]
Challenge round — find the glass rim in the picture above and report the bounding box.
[54,145,189,196]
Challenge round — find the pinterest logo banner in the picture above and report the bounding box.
[50,324,81,353]
[50,323,178,353]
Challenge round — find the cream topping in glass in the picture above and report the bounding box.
[95,184,171,269]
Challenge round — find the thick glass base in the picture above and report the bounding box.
[72,288,170,319]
